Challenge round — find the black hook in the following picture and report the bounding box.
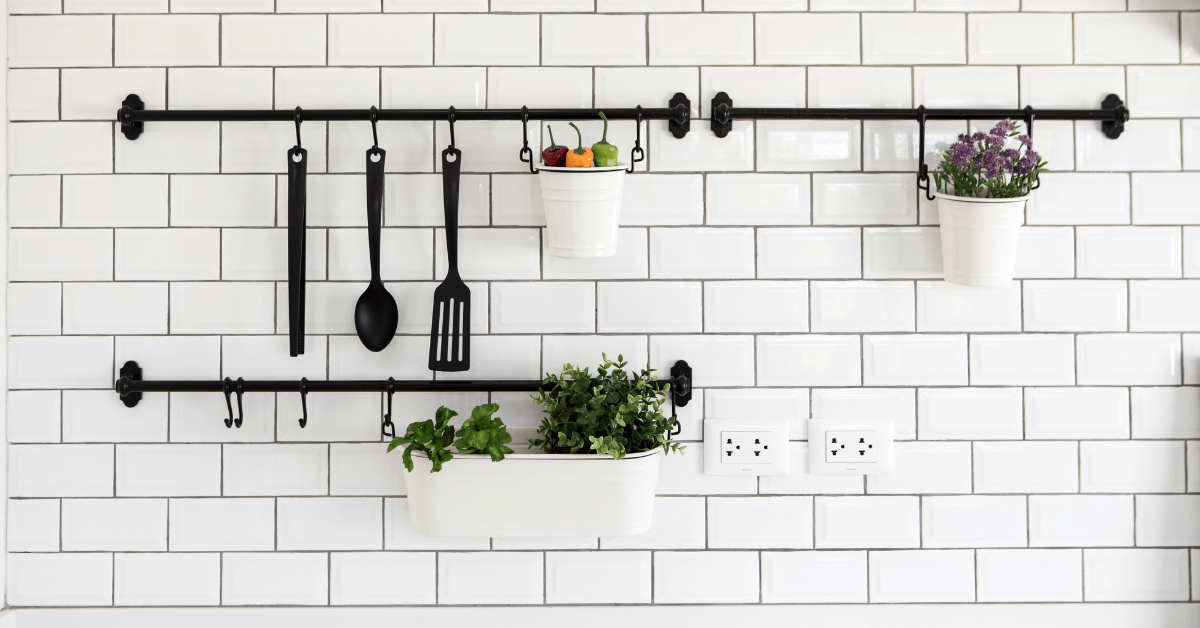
[627,106,645,174]
[234,377,244,428]
[519,106,538,174]
[369,106,379,151]
[382,377,396,439]
[915,105,935,201]
[293,107,303,150]
[447,106,456,148]
[223,377,234,428]
[298,378,308,429]
[1023,105,1041,192]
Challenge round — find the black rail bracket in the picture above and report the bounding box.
[710,92,733,138]
[670,360,692,408]
[669,92,691,139]
[116,360,143,408]
[118,94,145,141]
[1101,93,1129,140]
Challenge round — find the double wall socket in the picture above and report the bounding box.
[703,418,790,476]
[807,418,895,475]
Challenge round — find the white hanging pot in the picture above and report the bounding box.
[403,448,661,537]
[934,191,1029,288]
[538,165,627,259]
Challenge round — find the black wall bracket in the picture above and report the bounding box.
[118,94,144,140]
[117,360,142,408]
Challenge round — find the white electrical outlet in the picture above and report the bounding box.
[808,418,894,475]
[704,418,789,476]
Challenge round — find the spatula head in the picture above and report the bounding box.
[428,278,471,371]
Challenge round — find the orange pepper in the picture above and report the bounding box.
[565,122,593,168]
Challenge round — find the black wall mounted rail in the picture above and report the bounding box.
[116,93,693,141]
[710,92,1129,200]
[709,92,1129,139]
[114,360,693,435]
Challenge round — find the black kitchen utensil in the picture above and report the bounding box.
[428,145,470,372]
[353,143,399,352]
[287,108,307,357]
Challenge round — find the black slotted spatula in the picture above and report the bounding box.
[428,145,470,372]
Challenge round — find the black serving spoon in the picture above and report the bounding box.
[354,143,398,352]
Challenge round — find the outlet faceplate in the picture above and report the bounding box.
[808,418,894,475]
[704,418,789,476]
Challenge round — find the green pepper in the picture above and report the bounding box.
[591,111,619,167]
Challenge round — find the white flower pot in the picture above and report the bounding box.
[403,448,661,537]
[935,191,1029,288]
[538,165,626,259]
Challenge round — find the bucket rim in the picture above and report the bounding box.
[933,190,1031,203]
[538,164,627,173]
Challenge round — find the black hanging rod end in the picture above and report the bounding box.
[1101,94,1128,140]
[710,92,733,138]
[670,360,692,408]
[119,94,144,141]
[669,92,691,139]
[115,361,143,408]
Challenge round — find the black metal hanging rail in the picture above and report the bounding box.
[116,93,693,141]
[709,92,1129,139]
[114,360,693,435]
[710,92,1129,200]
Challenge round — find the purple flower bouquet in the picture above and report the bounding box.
[932,119,1047,199]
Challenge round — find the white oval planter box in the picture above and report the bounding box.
[538,165,626,259]
[403,448,661,537]
[935,191,1029,288]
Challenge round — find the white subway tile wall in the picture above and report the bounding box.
[6,1,1199,613]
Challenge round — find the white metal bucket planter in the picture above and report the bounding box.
[403,448,662,537]
[537,165,627,259]
[935,191,1029,288]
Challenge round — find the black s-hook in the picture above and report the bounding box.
[915,105,935,201]
[234,377,244,428]
[298,377,308,429]
[382,377,396,439]
[223,377,234,428]
[293,107,303,151]
[519,106,538,174]
[369,106,380,151]
[627,106,645,174]
[447,106,456,148]
[1024,105,1041,191]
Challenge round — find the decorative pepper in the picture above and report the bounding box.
[565,122,593,168]
[541,125,569,167]
[591,111,619,167]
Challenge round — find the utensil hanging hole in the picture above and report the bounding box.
[369,151,382,163]
[446,152,457,163]
[291,152,303,163]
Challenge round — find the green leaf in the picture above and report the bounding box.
[387,406,458,473]
[453,403,514,463]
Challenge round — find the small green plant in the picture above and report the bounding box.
[388,404,514,473]
[530,354,684,459]
[453,403,514,462]
[388,406,457,473]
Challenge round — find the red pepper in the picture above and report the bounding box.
[541,125,569,167]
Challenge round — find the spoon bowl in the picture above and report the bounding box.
[355,280,398,352]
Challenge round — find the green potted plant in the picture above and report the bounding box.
[392,355,681,538]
